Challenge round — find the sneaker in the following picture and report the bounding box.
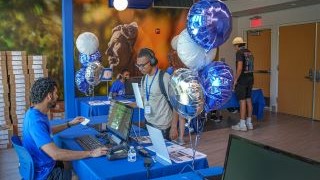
[231,123,247,131]
[177,138,185,146]
[246,122,253,130]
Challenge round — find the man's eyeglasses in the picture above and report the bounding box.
[135,61,150,68]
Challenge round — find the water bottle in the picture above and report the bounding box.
[108,92,113,100]
[127,146,136,162]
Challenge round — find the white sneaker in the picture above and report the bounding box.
[246,122,253,130]
[231,123,247,131]
[177,138,185,146]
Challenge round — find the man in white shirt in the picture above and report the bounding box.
[135,48,178,140]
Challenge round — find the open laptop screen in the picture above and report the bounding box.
[107,100,133,142]
[124,76,142,97]
[222,134,320,180]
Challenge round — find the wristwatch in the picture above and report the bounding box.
[67,122,71,128]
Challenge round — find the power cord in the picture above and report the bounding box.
[144,157,153,179]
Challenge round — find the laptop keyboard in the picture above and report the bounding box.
[76,135,105,150]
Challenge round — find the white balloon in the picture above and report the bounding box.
[113,0,128,11]
[177,29,217,71]
[76,32,99,55]
[171,35,179,50]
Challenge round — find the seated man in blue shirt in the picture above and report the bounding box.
[23,77,108,180]
[109,68,130,98]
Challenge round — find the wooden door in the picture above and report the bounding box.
[247,29,271,100]
[278,23,315,118]
[315,23,320,120]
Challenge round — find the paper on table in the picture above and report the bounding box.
[81,118,90,125]
[118,100,133,104]
[167,144,207,163]
[132,83,144,109]
[88,100,110,106]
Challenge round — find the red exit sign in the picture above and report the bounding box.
[250,17,262,28]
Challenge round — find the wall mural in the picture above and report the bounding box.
[0,0,187,99]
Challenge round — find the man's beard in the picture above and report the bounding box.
[48,100,57,109]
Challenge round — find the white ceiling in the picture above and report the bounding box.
[222,0,320,17]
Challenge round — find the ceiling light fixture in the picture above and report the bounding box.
[113,0,128,11]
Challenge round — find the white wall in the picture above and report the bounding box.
[219,4,320,111]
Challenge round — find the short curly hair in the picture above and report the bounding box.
[30,77,57,104]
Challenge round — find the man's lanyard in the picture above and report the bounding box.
[145,68,158,102]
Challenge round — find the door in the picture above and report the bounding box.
[278,23,315,118]
[315,23,320,120]
[247,29,271,106]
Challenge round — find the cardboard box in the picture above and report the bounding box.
[7,60,27,66]
[6,51,27,56]
[28,63,47,70]
[30,68,48,74]
[10,96,27,103]
[9,74,28,80]
[9,76,29,85]
[0,86,9,94]
[28,55,47,64]
[10,82,29,89]
[0,65,7,75]
[7,65,25,71]
[10,105,28,112]
[0,51,6,56]
[0,78,8,86]
[0,105,9,111]
[0,56,6,62]
[7,69,28,75]
[0,61,7,70]
[0,94,9,103]
[6,55,27,62]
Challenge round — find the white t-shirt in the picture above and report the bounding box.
[141,71,172,130]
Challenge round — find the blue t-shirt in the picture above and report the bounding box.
[110,79,125,96]
[23,107,55,180]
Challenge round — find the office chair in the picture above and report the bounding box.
[11,135,34,180]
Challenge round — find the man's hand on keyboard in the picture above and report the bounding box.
[89,147,109,158]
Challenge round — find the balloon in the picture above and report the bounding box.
[76,32,99,55]
[171,35,179,50]
[79,50,102,67]
[168,68,204,120]
[85,61,104,86]
[187,0,232,52]
[198,61,234,112]
[177,29,216,71]
[75,68,89,94]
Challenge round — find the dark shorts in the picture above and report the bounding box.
[145,122,171,140]
[47,161,72,180]
[235,75,254,100]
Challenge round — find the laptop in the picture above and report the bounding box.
[123,76,142,99]
[221,134,320,180]
[146,124,172,165]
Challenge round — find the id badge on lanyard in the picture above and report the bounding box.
[145,68,158,115]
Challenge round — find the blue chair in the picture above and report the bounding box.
[11,135,34,180]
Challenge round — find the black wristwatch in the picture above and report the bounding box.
[67,122,71,128]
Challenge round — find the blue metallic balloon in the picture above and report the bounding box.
[79,50,102,67]
[187,0,232,52]
[75,68,89,95]
[168,68,204,120]
[198,61,234,112]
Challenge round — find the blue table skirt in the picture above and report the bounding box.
[152,166,223,180]
[220,88,266,120]
[51,117,209,180]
